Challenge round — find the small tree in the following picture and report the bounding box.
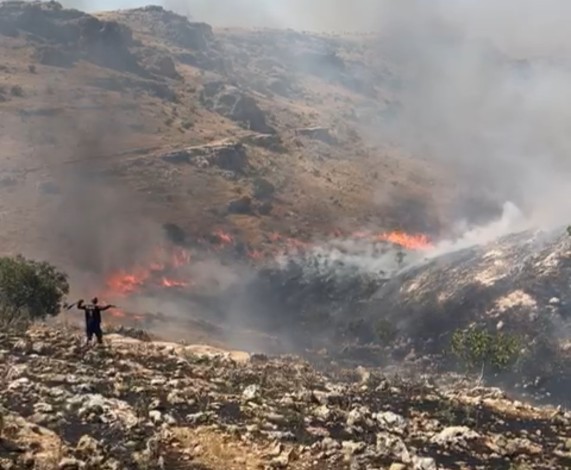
[0,255,69,328]
[451,326,521,375]
[375,318,398,344]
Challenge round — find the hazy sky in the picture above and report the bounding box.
[63,0,392,31]
[68,0,571,47]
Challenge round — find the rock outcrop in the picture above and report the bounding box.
[0,1,143,74]
[128,5,215,51]
[0,325,569,470]
[295,127,337,145]
[159,141,249,175]
[200,81,275,134]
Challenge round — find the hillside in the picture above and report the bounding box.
[0,1,486,271]
[0,325,569,470]
[2,4,571,469]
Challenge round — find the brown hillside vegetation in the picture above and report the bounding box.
[0,1,469,271]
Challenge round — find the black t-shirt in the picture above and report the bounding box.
[84,305,102,324]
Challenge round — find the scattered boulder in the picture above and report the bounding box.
[146,53,180,79]
[58,457,85,469]
[241,133,285,152]
[258,201,273,215]
[295,127,337,145]
[160,141,249,175]
[253,178,276,200]
[432,426,481,449]
[227,196,253,215]
[162,222,187,246]
[200,82,275,134]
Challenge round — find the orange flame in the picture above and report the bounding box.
[103,245,193,299]
[372,231,432,250]
[105,270,149,295]
[98,228,431,321]
[247,249,264,260]
[213,229,234,245]
[343,230,432,250]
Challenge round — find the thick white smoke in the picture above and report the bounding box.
[374,3,571,234]
[96,0,571,242]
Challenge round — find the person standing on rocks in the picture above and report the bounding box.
[76,297,116,346]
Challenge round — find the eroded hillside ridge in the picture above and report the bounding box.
[0,325,569,470]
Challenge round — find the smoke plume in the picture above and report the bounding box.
[8,1,571,361]
[130,0,571,242]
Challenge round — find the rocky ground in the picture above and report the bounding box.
[0,325,569,470]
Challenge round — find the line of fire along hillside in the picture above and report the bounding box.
[88,228,432,324]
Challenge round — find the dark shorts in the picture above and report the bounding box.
[86,320,103,343]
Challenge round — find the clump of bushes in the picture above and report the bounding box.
[10,85,23,97]
[375,318,398,344]
[451,326,521,374]
[0,255,69,329]
[252,177,276,200]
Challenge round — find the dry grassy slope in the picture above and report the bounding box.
[0,3,456,266]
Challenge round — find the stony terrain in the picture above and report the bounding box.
[0,325,570,470]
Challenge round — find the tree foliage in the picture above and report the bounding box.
[375,318,398,344]
[0,255,69,328]
[451,326,521,373]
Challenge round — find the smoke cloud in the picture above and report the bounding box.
[372,1,571,237]
[9,0,571,361]
[138,0,571,241]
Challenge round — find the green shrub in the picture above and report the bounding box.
[375,318,398,344]
[10,85,23,97]
[252,178,276,200]
[451,326,521,373]
[0,255,69,328]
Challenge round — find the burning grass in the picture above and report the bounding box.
[98,228,431,307]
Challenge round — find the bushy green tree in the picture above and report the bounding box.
[0,255,69,328]
[451,326,521,373]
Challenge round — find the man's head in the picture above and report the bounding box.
[92,297,98,305]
